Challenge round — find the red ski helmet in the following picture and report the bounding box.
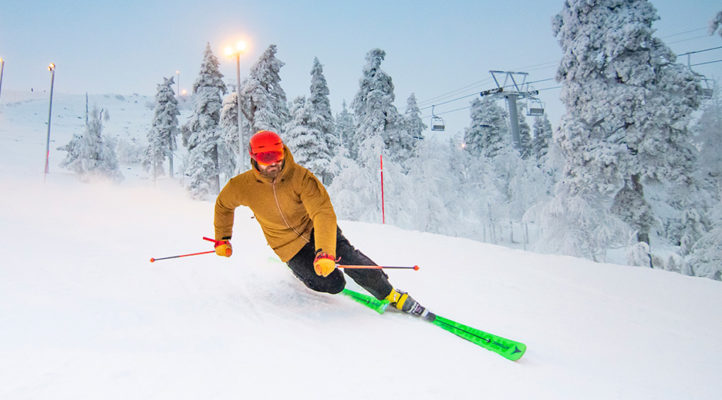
[249,130,284,165]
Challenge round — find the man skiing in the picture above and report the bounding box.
[213,130,424,315]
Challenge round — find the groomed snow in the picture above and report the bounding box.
[1,92,721,399]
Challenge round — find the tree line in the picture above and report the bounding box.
[59,0,722,280]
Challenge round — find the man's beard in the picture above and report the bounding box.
[258,163,283,179]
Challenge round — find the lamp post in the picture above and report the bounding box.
[225,40,247,169]
[44,63,56,182]
[0,58,5,99]
[175,70,180,96]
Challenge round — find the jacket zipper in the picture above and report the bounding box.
[272,179,310,243]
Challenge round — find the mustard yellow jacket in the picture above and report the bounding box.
[214,146,337,262]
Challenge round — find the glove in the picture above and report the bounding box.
[214,240,232,257]
[313,252,336,277]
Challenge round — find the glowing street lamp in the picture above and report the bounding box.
[44,63,56,181]
[225,40,247,168]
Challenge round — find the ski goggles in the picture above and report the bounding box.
[253,151,284,165]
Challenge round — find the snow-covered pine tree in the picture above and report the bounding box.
[692,86,722,194]
[284,96,320,170]
[307,57,338,183]
[59,106,122,181]
[327,134,385,223]
[183,43,227,199]
[351,49,410,167]
[335,100,354,151]
[531,114,553,165]
[219,92,243,176]
[463,98,484,156]
[403,93,426,141]
[463,97,507,159]
[685,221,722,280]
[550,0,702,259]
[144,76,180,182]
[683,86,721,279]
[400,138,454,234]
[517,102,532,159]
[239,44,290,138]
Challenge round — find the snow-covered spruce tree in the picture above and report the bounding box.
[343,50,418,226]
[532,114,553,166]
[144,76,180,182]
[439,137,494,240]
[328,134,385,223]
[351,49,412,167]
[403,93,426,141]
[692,86,722,196]
[183,43,227,199]
[239,44,290,141]
[285,96,329,178]
[517,102,532,159]
[59,106,122,182]
[684,194,722,279]
[460,98,505,239]
[682,86,721,279]
[549,0,702,260]
[219,92,243,177]
[335,100,354,151]
[463,97,507,159]
[307,57,338,183]
[398,138,455,235]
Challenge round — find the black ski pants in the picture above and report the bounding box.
[286,228,393,300]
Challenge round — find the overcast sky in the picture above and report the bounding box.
[2,0,721,135]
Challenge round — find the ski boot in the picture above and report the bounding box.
[385,288,427,317]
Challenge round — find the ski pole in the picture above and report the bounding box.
[336,264,420,271]
[150,236,225,262]
[202,236,220,244]
[149,250,215,263]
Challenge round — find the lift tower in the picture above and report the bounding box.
[480,71,539,150]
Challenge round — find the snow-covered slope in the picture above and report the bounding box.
[1,93,721,399]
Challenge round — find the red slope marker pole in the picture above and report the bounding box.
[380,154,385,224]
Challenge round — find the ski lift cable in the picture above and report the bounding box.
[420,84,562,120]
[420,70,709,121]
[691,59,722,67]
[677,46,722,57]
[668,35,718,45]
[419,77,558,111]
[419,48,708,114]
[419,93,480,110]
[536,85,562,92]
[421,104,474,119]
[416,65,558,107]
[414,42,713,112]
[417,77,494,102]
[661,27,707,38]
[417,78,494,106]
[418,41,709,110]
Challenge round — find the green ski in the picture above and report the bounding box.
[342,288,389,314]
[341,288,526,361]
[428,314,526,361]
